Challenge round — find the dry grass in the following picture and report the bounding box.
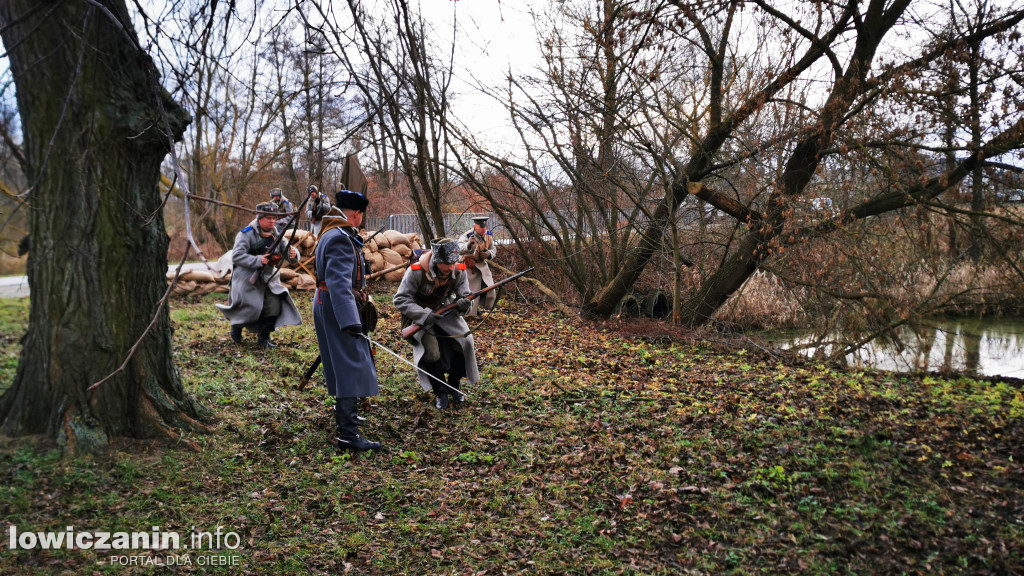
[0,252,26,277]
[712,270,808,329]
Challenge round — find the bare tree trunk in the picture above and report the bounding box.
[967,42,986,263]
[670,195,681,325]
[0,0,212,452]
[582,201,675,318]
[676,233,760,326]
[201,211,232,250]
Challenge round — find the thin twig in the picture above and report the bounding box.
[87,246,191,392]
[184,193,300,216]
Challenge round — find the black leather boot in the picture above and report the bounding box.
[335,398,381,452]
[230,324,243,344]
[448,377,465,407]
[434,393,450,410]
[336,435,382,452]
[256,318,278,349]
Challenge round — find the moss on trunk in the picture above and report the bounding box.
[0,0,212,452]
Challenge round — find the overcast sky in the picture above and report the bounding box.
[421,0,545,144]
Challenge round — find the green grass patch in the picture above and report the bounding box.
[0,293,1021,574]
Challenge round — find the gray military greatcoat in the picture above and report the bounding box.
[216,219,302,329]
[313,217,379,399]
[306,194,332,236]
[393,252,480,391]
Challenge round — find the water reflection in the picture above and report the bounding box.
[767,318,1024,379]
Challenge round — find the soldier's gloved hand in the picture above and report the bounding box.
[478,250,490,259]
[343,325,363,337]
[424,312,444,327]
[455,298,472,314]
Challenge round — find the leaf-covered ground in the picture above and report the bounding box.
[0,292,1021,575]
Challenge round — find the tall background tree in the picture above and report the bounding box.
[449,0,1024,340]
[304,0,458,239]
[0,0,211,451]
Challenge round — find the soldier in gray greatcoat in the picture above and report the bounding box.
[313,189,381,451]
[216,203,302,348]
[393,238,479,409]
[305,186,332,236]
[269,187,296,231]
[457,216,497,316]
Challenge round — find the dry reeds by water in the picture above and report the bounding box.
[713,271,808,330]
[708,262,1024,333]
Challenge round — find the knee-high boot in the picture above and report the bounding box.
[334,398,381,452]
[257,317,278,348]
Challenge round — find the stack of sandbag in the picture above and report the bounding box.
[167,267,230,297]
[361,229,421,281]
[167,228,421,297]
[282,229,317,256]
[167,258,315,298]
[276,265,317,291]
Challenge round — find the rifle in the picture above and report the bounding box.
[299,266,533,390]
[463,231,490,269]
[248,185,316,285]
[400,266,533,339]
[365,225,387,244]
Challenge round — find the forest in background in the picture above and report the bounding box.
[1,1,1023,451]
[3,1,1023,337]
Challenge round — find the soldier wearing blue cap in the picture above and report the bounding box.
[217,202,302,348]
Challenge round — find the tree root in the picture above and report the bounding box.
[133,394,213,451]
[59,410,109,456]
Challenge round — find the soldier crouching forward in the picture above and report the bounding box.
[393,238,478,410]
[216,202,302,348]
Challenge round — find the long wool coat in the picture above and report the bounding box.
[393,252,479,392]
[216,219,302,329]
[457,228,497,315]
[313,218,379,399]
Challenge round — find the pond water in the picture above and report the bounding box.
[763,317,1024,379]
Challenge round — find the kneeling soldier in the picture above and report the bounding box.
[393,238,478,409]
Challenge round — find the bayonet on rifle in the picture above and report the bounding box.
[400,267,534,339]
[248,185,316,285]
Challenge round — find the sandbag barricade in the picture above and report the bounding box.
[167,229,422,297]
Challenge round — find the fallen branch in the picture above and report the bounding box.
[490,261,574,317]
